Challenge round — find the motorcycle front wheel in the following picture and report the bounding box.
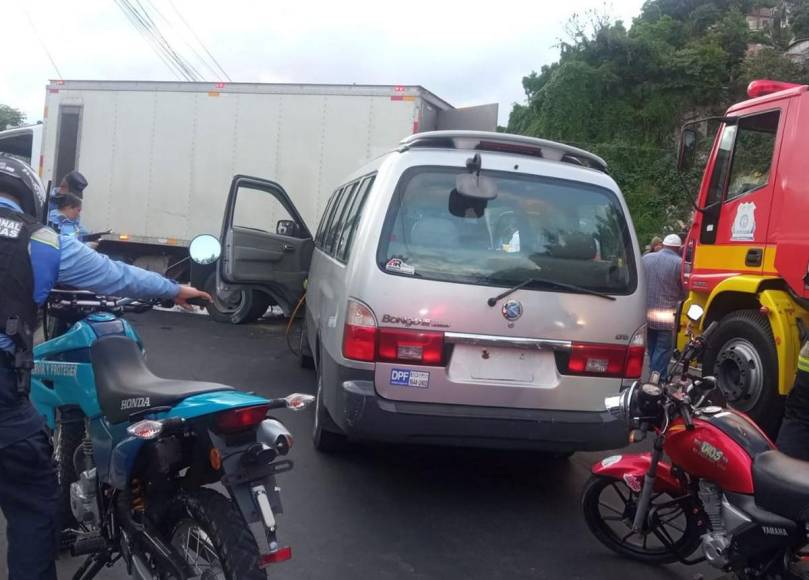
[158,488,266,580]
[581,474,702,565]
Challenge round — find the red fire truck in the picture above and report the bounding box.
[678,79,809,435]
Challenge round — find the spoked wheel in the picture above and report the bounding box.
[170,520,226,579]
[582,475,701,564]
[159,489,265,580]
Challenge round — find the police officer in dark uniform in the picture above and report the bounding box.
[0,154,210,580]
[776,340,809,460]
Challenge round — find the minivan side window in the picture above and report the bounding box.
[336,175,375,263]
[316,187,343,250]
[325,181,358,256]
[322,184,352,256]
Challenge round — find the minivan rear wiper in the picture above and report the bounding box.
[486,276,616,307]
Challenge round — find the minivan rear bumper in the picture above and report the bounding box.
[333,379,626,452]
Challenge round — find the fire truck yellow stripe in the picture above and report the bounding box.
[693,244,777,274]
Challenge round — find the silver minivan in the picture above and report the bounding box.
[217,131,646,453]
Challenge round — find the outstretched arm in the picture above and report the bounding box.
[57,235,183,300]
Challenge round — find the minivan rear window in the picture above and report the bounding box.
[378,167,637,295]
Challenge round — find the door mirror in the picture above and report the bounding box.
[276,219,299,237]
[686,304,705,322]
[678,127,698,171]
[189,234,222,265]
[455,173,498,200]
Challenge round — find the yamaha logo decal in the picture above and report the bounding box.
[501,300,523,321]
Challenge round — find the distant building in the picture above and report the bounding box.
[747,7,776,31]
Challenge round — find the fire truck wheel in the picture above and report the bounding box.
[702,310,783,437]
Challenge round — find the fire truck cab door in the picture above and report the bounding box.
[693,107,785,289]
[771,96,809,300]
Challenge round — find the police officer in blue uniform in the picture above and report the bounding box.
[0,154,210,580]
[48,170,89,239]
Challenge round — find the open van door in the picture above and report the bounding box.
[218,175,313,315]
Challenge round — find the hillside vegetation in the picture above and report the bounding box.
[507,0,809,243]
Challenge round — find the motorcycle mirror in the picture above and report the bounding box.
[189,234,222,265]
[283,393,315,411]
[686,304,705,322]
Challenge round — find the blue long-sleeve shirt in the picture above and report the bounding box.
[0,197,180,352]
[47,207,88,239]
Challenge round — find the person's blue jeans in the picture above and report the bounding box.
[647,328,674,381]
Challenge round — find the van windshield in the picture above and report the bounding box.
[378,167,637,295]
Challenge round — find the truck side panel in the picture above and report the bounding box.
[150,92,199,241]
[43,86,418,244]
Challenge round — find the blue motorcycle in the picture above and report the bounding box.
[31,281,313,579]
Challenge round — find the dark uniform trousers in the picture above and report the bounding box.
[776,342,809,461]
[0,367,59,580]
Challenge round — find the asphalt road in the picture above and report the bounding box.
[1,310,711,579]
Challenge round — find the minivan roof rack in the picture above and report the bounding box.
[399,130,607,172]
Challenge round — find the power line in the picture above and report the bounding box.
[113,0,185,80]
[132,0,204,81]
[114,0,205,82]
[143,0,222,81]
[166,0,232,81]
[19,4,63,80]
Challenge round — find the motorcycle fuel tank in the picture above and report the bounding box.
[665,409,773,494]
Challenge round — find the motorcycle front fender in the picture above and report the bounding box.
[593,452,685,496]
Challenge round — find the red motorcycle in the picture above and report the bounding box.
[582,305,809,579]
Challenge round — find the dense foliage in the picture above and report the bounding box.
[0,105,25,132]
[507,0,809,245]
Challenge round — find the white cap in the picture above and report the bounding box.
[663,234,682,247]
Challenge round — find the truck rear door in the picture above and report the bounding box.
[218,175,313,314]
[689,107,785,290]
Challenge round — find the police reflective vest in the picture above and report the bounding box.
[799,341,809,375]
[0,205,40,395]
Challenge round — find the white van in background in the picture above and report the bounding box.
[0,123,43,169]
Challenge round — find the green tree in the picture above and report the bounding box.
[0,105,25,131]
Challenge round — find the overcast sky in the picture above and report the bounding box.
[1,0,644,126]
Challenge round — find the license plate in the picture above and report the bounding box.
[448,345,556,387]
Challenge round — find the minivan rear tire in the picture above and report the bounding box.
[313,354,347,453]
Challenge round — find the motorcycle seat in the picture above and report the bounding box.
[753,450,809,521]
[91,335,233,424]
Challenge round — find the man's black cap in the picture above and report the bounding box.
[63,170,88,196]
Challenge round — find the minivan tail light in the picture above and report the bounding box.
[378,328,445,365]
[342,300,377,362]
[624,326,646,379]
[568,343,627,377]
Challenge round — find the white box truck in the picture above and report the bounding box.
[15,80,497,322]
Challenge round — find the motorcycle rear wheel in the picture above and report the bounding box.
[582,474,702,565]
[159,488,266,580]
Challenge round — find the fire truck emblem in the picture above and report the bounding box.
[731,202,756,241]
